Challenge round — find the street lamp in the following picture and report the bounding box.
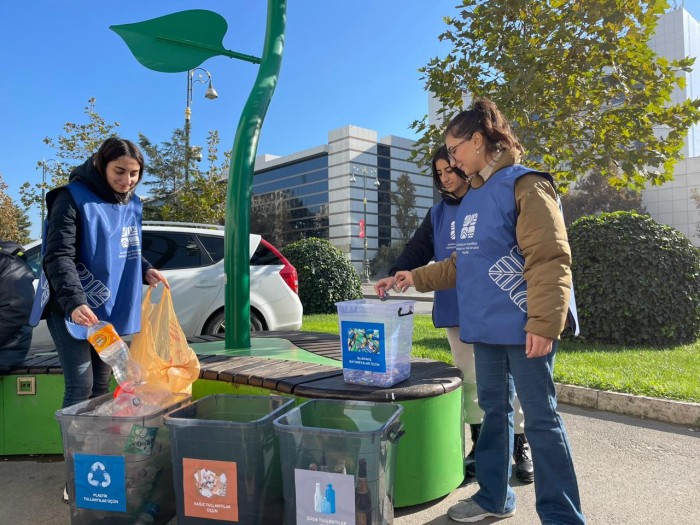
[184,67,218,182]
[40,159,61,235]
[350,165,380,283]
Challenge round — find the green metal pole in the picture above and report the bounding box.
[224,0,286,349]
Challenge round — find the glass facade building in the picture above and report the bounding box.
[252,126,434,273]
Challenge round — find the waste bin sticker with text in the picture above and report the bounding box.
[74,453,126,512]
[341,321,386,373]
[183,458,238,521]
[295,468,355,525]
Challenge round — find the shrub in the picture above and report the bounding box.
[568,211,700,346]
[281,238,363,314]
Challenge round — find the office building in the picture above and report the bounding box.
[252,125,434,274]
[642,7,700,245]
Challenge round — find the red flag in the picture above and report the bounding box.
[359,219,365,239]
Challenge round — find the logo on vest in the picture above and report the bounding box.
[488,246,527,313]
[450,220,456,240]
[76,263,112,309]
[120,226,140,249]
[460,213,478,239]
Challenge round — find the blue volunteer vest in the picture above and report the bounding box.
[430,200,460,327]
[454,165,578,345]
[29,181,143,339]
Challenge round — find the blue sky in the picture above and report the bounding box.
[1,1,453,239]
[2,1,700,240]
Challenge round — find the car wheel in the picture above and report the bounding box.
[202,311,265,335]
[250,311,264,332]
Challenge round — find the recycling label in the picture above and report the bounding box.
[74,453,126,512]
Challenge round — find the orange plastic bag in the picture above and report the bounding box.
[129,287,201,394]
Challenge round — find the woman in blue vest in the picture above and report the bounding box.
[373,146,533,484]
[394,99,584,523]
[30,137,167,410]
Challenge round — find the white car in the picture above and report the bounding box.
[25,222,303,347]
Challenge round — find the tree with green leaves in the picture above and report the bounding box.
[392,173,420,241]
[412,0,700,191]
[20,98,120,213]
[139,129,230,224]
[560,171,647,226]
[0,174,32,244]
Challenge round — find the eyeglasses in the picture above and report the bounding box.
[447,138,469,162]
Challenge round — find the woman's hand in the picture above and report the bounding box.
[374,276,396,299]
[145,268,169,288]
[393,271,414,292]
[71,304,99,327]
[525,332,553,358]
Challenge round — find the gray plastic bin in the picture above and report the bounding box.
[56,392,190,525]
[273,399,404,525]
[164,394,295,524]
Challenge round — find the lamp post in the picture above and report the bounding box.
[184,67,218,182]
[40,159,60,235]
[350,165,380,282]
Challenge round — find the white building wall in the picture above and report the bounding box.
[643,8,700,246]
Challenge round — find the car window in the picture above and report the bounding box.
[250,242,283,266]
[197,234,225,263]
[142,232,204,270]
[23,245,42,278]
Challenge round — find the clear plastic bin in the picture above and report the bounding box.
[164,394,295,525]
[336,299,416,387]
[273,399,404,525]
[56,392,190,525]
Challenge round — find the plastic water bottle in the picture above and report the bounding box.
[87,321,142,391]
[133,502,160,524]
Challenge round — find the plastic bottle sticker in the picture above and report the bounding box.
[183,458,238,521]
[341,321,386,373]
[124,425,158,455]
[73,453,126,512]
[294,468,355,524]
[87,323,121,353]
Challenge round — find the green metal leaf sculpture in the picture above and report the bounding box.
[110,10,232,72]
[112,2,284,349]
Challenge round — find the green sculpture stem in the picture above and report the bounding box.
[224,0,286,349]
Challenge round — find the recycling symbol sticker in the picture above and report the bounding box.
[74,453,126,512]
[87,461,112,488]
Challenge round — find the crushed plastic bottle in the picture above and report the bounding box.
[87,321,143,391]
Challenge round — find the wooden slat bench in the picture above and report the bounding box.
[1,331,464,507]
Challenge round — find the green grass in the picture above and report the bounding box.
[302,313,700,403]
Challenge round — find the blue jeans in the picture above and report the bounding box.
[47,312,112,408]
[472,342,585,525]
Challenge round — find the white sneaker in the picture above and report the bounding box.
[448,498,515,523]
[62,484,69,504]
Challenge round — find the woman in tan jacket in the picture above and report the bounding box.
[394,99,584,524]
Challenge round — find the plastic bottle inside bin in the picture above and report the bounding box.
[87,321,143,391]
[133,502,160,525]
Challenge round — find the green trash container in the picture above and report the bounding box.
[273,399,404,525]
[164,394,295,524]
[56,392,190,525]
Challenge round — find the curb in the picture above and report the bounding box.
[556,383,700,429]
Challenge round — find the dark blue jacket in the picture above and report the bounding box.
[0,241,34,372]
